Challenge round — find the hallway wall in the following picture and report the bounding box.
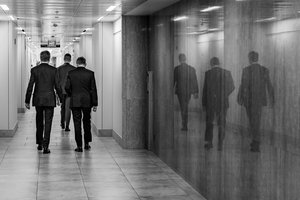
[0,21,18,136]
[113,18,123,138]
[92,22,114,135]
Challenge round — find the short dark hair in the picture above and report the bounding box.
[179,53,186,61]
[40,51,50,62]
[210,57,220,66]
[64,53,71,62]
[248,51,259,62]
[76,57,86,65]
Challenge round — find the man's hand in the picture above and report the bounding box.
[25,103,30,110]
[92,106,97,112]
[193,93,199,99]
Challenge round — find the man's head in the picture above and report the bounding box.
[76,57,86,67]
[64,53,71,63]
[179,53,186,64]
[248,51,259,64]
[210,57,220,67]
[40,51,50,62]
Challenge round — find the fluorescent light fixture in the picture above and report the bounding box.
[85,28,94,31]
[172,16,188,21]
[201,6,222,12]
[255,17,276,23]
[97,16,104,21]
[0,4,9,11]
[106,4,120,12]
[16,27,23,30]
[9,15,15,20]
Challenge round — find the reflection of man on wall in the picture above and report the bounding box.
[174,53,199,131]
[202,57,235,150]
[238,51,274,152]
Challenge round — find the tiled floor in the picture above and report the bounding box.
[0,109,205,200]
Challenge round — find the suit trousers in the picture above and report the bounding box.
[246,105,262,144]
[72,107,92,147]
[177,95,191,127]
[205,108,227,143]
[60,95,71,127]
[35,106,54,147]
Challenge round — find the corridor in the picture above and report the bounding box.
[0,109,205,200]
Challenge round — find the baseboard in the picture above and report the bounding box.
[17,108,26,113]
[0,122,18,137]
[98,129,112,137]
[112,130,123,148]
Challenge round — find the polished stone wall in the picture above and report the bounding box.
[149,0,300,199]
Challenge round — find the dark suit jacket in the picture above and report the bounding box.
[202,67,235,111]
[174,63,199,97]
[57,63,76,95]
[25,63,61,107]
[65,67,98,108]
[237,63,274,107]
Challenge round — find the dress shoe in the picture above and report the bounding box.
[250,146,260,152]
[60,123,65,129]
[84,144,91,150]
[65,127,70,132]
[204,142,213,150]
[43,148,51,154]
[75,147,83,152]
[181,126,188,131]
[217,142,223,151]
[37,144,43,151]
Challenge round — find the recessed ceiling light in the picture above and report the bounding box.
[172,16,188,21]
[97,16,104,21]
[200,6,222,12]
[106,4,120,12]
[0,5,9,11]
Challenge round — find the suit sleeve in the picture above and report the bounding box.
[90,72,98,107]
[25,68,35,104]
[174,67,177,88]
[191,68,199,94]
[226,71,235,96]
[54,69,62,101]
[265,69,275,104]
[202,73,207,107]
[237,69,246,106]
[65,74,71,96]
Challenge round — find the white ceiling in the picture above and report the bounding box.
[0,0,148,46]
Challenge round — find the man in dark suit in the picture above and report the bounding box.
[65,57,98,152]
[237,51,274,152]
[174,53,199,131]
[202,57,235,150]
[25,51,62,154]
[57,53,76,131]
